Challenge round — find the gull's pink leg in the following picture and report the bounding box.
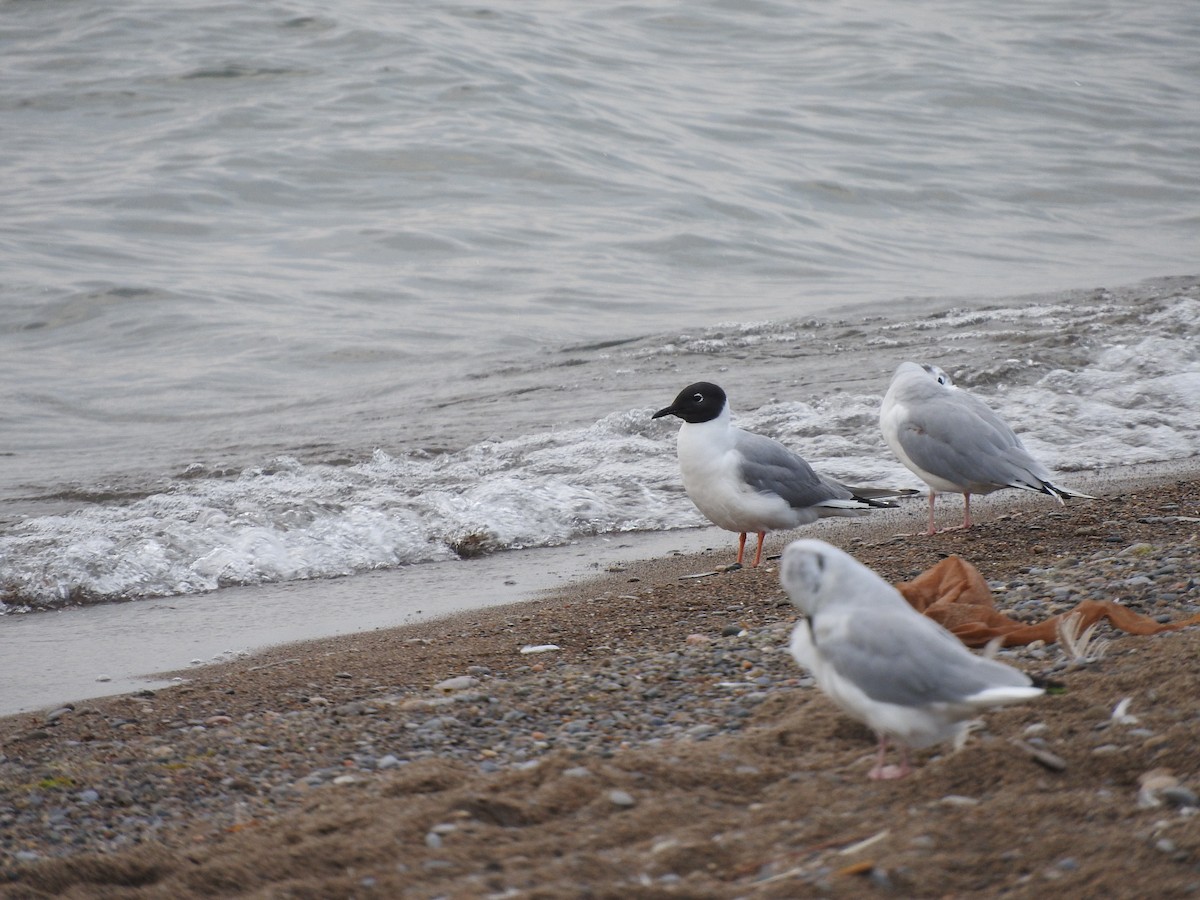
[926,491,938,535]
[751,531,766,567]
[735,532,747,565]
[868,735,913,780]
[962,492,973,529]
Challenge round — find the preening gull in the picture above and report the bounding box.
[652,382,912,567]
[781,539,1044,779]
[880,361,1094,535]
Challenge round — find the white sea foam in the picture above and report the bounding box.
[3,286,1198,612]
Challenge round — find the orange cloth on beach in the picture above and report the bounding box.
[895,555,1200,648]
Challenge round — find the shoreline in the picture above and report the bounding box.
[2,457,1197,719]
[1,461,1197,896]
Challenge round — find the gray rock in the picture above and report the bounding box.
[608,789,636,808]
[1162,786,1200,809]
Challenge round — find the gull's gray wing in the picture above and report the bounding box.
[734,430,852,509]
[891,378,1053,493]
[813,606,1031,708]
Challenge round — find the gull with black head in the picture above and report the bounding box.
[653,382,911,567]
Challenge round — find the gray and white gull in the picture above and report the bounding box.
[781,538,1044,779]
[880,361,1094,535]
[653,382,912,567]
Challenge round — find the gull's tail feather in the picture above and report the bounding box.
[1011,479,1098,503]
[844,485,922,508]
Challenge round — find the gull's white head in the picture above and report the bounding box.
[780,539,903,617]
[780,539,849,616]
[920,363,953,387]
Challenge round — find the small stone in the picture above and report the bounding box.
[307,696,330,706]
[1156,838,1178,854]
[564,767,592,778]
[940,795,979,807]
[95,675,111,683]
[433,676,479,692]
[1011,738,1067,772]
[377,754,403,769]
[425,832,443,849]
[608,789,636,808]
[1137,768,1180,808]
[1162,786,1200,809]
[205,715,234,726]
[76,789,100,805]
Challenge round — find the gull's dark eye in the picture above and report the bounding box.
[937,374,947,385]
[692,393,703,403]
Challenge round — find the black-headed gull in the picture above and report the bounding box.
[781,538,1044,779]
[880,361,1094,535]
[652,382,911,567]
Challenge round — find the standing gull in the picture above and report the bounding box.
[652,382,911,567]
[880,361,1094,535]
[782,539,1044,779]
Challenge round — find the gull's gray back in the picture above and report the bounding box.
[815,606,1031,708]
[734,429,852,510]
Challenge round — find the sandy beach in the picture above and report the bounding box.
[2,464,1198,898]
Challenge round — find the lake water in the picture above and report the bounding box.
[1,0,1198,707]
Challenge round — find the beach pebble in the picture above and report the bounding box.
[376,754,403,770]
[608,789,636,808]
[1162,787,1200,809]
[940,795,979,807]
[1136,769,1179,808]
[95,675,111,683]
[433,676,479,692]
